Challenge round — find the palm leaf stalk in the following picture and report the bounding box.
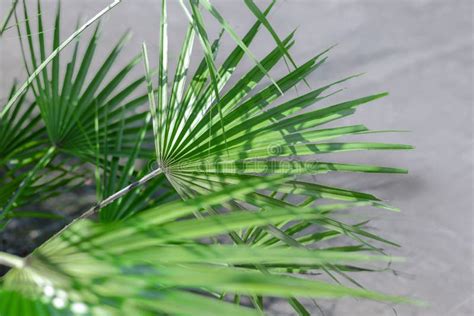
[0,251,24,269]
[80,166,162,220]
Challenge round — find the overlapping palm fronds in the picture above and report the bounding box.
[129,1,412,312]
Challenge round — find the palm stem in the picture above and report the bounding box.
[80,167,163,219]
[30,167,164,255]
[0,251,24,269]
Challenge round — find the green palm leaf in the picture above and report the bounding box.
[15,2,149,159]
[0,83,46,162]
[1,0,149,222]
[1,0,122,119]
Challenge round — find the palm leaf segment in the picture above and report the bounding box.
[0,0,18,35]
[145,1,412,207]
[0,179,410,315]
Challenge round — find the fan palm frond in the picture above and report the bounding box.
[1,0,121,119]
[15,0,151,161]
[1,0,148,222]
[143,0,411,199]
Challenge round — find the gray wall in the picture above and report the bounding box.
[1,0,472,315]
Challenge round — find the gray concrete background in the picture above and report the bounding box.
[1,0,473,315]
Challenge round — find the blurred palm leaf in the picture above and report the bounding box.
[0,179,410,315]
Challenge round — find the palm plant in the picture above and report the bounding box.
[0,0,415,314]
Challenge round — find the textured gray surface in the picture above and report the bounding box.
[1,0,473,315]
